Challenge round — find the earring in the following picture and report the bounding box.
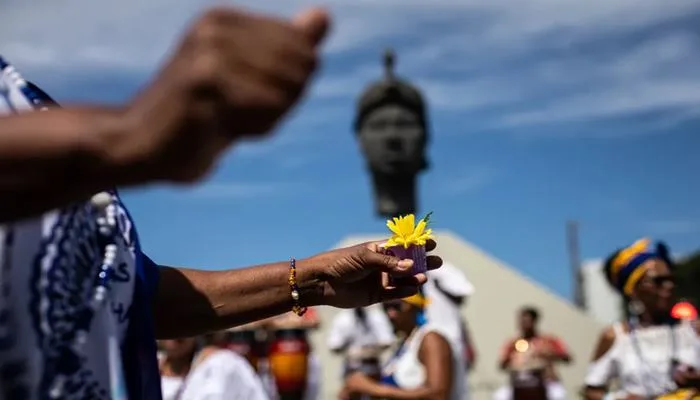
[628,299,645,316]
[416,310,427,326]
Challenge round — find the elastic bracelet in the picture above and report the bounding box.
[288,258,307,317]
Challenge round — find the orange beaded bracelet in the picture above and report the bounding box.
[288,258,307,317]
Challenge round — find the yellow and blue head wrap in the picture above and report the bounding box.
[401,289,429,325]
[606,238,661,296]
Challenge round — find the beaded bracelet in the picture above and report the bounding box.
[288,258,307,317]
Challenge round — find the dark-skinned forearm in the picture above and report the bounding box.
[0,107,141,222]
[152,259,325,339]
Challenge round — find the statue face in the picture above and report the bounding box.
[358,104,426,175]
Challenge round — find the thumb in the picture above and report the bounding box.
[293,7,331,47]
[364,248,414,275]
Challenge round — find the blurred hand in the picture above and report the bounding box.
[120,6,330,183]
[674,365,700,389]
[343,372,375,394]
[307,239,442,308]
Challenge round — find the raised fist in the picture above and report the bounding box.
[117,7,330,183]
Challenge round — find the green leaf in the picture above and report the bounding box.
[420,211,433,225]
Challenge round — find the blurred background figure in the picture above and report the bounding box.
[494,306,571,400]
[250,308,322,400]
[327,307,395,399]
[424,262,477,371]
[584,239,700,400]
[158,336,268,400]
[340,290,467,400]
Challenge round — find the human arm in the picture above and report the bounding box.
[153,261,324,339]
[498,339,515,371]
[343,332,453,400]
[463,322,477,370]
[0,7,330,223]
[538,336,572,364]
[583,327,617,400]
[0,107,145,222]
[152,240,440,339]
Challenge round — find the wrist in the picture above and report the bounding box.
[295,258,327,307]
[80,107,151,186]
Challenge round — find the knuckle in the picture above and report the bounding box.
[188,52,221,87]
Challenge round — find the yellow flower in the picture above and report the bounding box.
[385,213,433,249]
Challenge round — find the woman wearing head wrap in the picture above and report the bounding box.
[339,290,467,400]
[584,239,700,400]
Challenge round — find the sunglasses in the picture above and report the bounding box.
[643,274,675,287]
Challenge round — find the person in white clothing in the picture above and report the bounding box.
[423,262,476,369]
[340,290,467,400]
[328,307,395,379]
[584,239,700,400]
[159,337,269,400]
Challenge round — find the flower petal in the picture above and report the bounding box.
[387,220,402,236]
[414,219,426,237]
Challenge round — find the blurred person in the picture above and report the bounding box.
[159,337,268,400]
[0,7,444,399]
[584,239,700,400]
[423,262,477,369]
[328,307,395,399]
[494,306,571,400]
[340,290,467,400]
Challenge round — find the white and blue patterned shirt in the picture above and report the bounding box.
[0,56,162,400]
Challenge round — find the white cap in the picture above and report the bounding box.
[427,262,474,298]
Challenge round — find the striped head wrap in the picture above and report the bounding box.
[401,288,430,308]
[401,288,429,326]
[607,238,660,296]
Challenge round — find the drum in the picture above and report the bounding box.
[226,329,259,372]
[268,328,310,400]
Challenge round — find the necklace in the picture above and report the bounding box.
[629,317,678,398]
[0,61,121,399]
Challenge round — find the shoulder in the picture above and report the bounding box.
[418,330,451,358]
[591,325,619,361]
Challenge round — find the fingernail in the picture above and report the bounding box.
[398,259,413,269]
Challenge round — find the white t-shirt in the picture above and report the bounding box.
[423,262,473,355]
[161,350,269,400]
[327,307,395,355]
[0,56,161,399]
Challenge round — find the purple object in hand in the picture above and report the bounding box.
[385,244,427,275]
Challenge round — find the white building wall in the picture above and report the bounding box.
[580,259,623,325]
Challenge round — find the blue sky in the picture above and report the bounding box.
[1,0,699,300]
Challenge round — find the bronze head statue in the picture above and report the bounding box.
[354,49,430,218]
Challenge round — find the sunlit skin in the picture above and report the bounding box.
[630,258,675,322]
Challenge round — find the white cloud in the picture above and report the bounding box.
[2,0,699,136]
